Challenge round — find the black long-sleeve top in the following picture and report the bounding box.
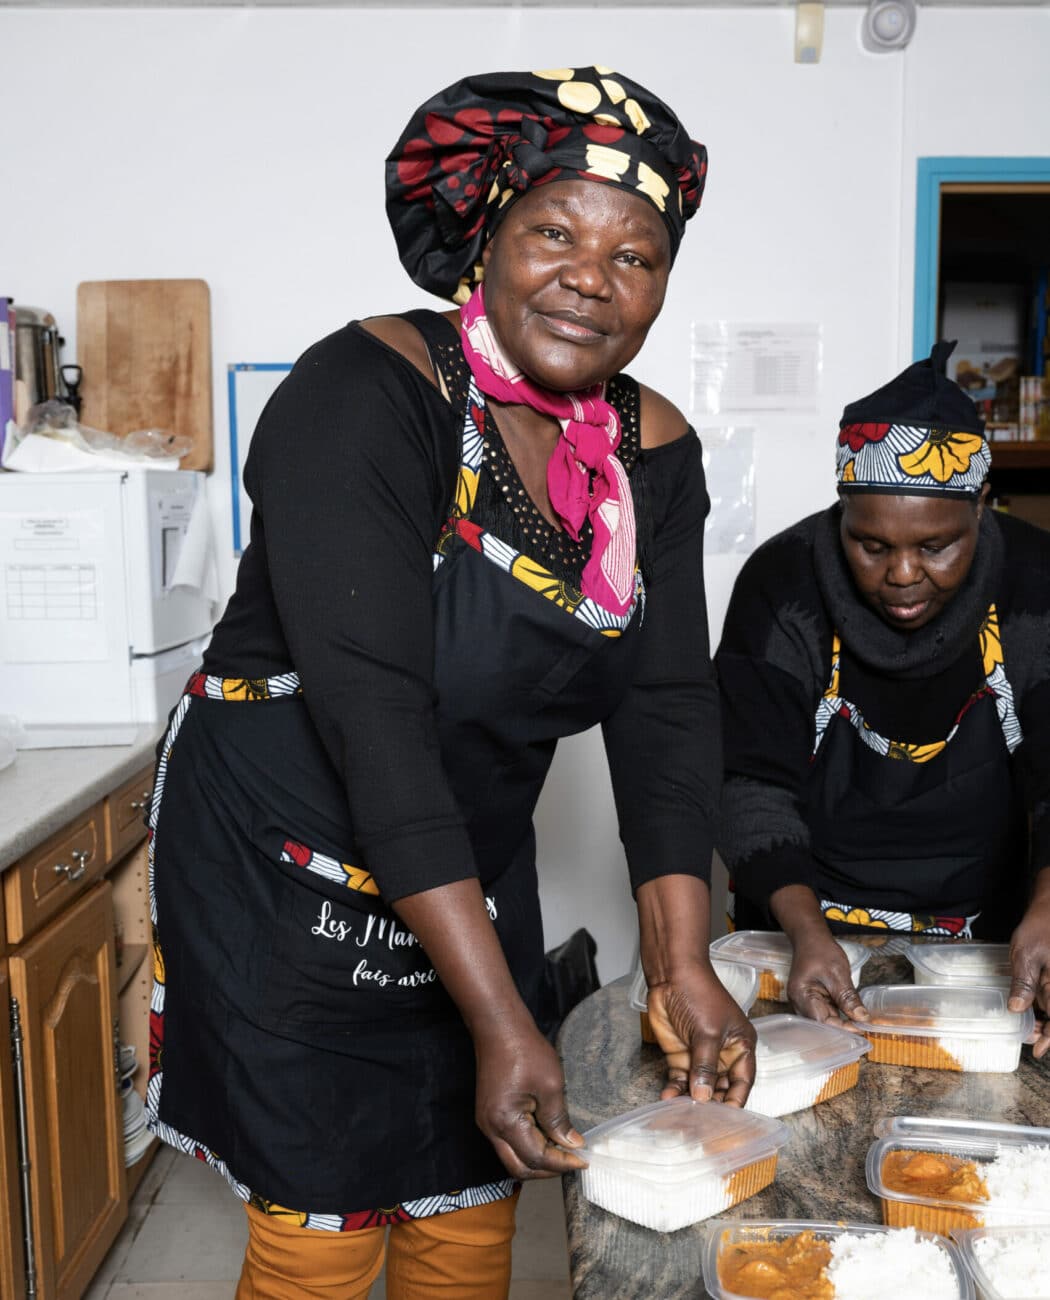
[203,319,721,903]
[716,504,1050,911]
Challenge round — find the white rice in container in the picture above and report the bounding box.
[747,1042,827,1117]
[578,1098,789,1233]
[971,1230,1050,1298]
[981,1144,1050,1225]
[906,942,1012,990]
[824,1227,961,1299]
[580,1150,734,1232]
[859,985,1033,1073]
[931,1035,1024,1072]
[745,1015,870,1118]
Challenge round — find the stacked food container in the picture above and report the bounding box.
[710,930,871,1002]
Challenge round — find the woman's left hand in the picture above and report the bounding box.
[645,960,757,1106]
[1009,895,1050,1059]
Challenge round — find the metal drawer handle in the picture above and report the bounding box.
[54,848,90,883]
[130,789,153,812]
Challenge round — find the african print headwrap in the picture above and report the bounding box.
[836,340,991,498]
[386,67,707,303]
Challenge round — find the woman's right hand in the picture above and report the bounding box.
[786,930,870,1027]
[770,883,870,1028]
[472,1016,588,1181]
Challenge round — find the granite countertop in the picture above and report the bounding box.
[558,950,1050,1300]
[0,727,164,872]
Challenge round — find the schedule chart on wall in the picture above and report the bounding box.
[5,563,99,621]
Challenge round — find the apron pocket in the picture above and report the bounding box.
[255,879,454,1033]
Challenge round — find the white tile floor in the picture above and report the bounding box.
[84,1144,572,1299]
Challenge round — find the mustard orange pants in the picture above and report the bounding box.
[236,1190,520,1299]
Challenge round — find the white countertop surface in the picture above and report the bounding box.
[0,727,165,872]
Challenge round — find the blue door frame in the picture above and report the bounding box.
[913,157,1050,361]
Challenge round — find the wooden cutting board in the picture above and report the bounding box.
[76,279,213,472]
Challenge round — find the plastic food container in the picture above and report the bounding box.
[710,930,871,1002]
[629,956,760,1043]
[577,1097,789,1232]
[745,1014,871,1117]
[953,1226,1050,1300]
[858,985,1034,1072]
[904,943,1013,991]
[702,1219,974,1299]
[866,1116,1050,1236]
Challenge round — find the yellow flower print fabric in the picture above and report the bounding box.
[823,905,889,929]
[834,422,990,495]
[813,607,1022,764]
[897,429,986,484]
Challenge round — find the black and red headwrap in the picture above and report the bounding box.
[386,66,708,303]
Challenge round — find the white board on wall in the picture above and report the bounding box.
[227,362,292,554]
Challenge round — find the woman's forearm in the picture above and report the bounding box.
[769,882,829,943]
[636,874,713,985]
[392,877,531,1036]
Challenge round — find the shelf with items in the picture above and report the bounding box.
[109,840,153,1106]
[988,442,1050,470]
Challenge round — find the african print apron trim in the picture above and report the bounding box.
[185,670,302,701]
[812,603,1022,762]
[819,898,979,938]
[434,374,645,637]
[146,682,515,1229]
[280,839,379,896]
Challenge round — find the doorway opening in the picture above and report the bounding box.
[914,159,1050,525]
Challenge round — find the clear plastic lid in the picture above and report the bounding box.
[905,942,1013,987]
[710,929,871,981]
[628,956,759,1017]
[702,1219,974,1299]
[580,1097,789,1187]
[866,1116,1050,1219]
[859,984,1035,1039]
[952,1226,1050,1300]
[751,1013,871,1079]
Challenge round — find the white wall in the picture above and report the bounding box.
[3,5,1047,981]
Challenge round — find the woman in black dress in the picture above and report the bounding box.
[718,341,1050,1051]
[147,66,754,1298]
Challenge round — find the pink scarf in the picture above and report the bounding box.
[458,286,637,617]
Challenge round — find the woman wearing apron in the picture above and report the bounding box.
[148,67,754,1299]
[718,341,1050,1056]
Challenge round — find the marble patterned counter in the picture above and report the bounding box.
[0,726,163,871]
[558,950,1050,1299]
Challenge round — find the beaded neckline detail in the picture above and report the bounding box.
[435,375,644,637]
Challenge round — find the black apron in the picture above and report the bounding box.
[147,335,645,1221]
[804,619,1026,939]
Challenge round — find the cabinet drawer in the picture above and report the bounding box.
[3,802,106,945]
[106,763,155,862]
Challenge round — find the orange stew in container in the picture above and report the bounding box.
[718,1230,834,1299]
[881,1150,988,1204]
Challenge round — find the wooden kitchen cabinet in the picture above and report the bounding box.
[105,764,154,864]
[3,803,107,948]
[0,962,27,1300]
[8,882,127,1300]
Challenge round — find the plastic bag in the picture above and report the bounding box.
[15,400,191,463]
